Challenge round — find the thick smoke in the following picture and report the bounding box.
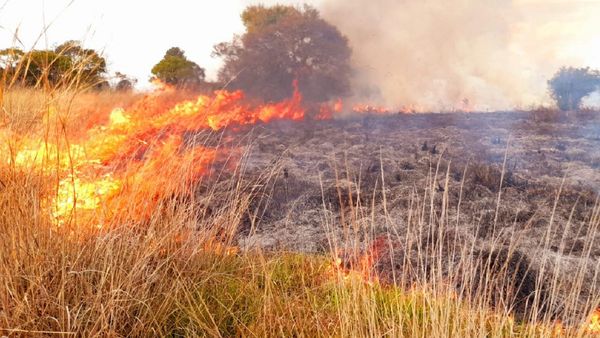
[321,0,600,111]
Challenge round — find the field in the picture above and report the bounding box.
[1,88,600,337]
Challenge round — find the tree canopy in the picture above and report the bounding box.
[114,72,137,92]
[548,67,600,111]
[151,47,206,88]
[55,40,107,86]
[213,5,352,103]
[0,41,107,89]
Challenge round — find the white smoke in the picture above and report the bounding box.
[321,0,600,111]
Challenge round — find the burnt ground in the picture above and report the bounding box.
[204,110,600,320]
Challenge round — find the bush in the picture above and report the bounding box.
[548,67,600,111]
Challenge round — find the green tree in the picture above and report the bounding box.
[151,47,205,88]
[20,50,72,87]
[164,47,186,58]
[0,48,24,68]
[548,67,600,111]
[213,5,352,103]
[54,40,108,88]
[241,5,299,34]
[0,41,107,89]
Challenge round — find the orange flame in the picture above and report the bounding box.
[330,237,388,284]
[3,83,313,226]
[352,104,391,115]
[552,320,564,336]
[588,309,600,333]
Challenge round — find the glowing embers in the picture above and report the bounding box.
[331,253,379,286]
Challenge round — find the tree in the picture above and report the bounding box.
[54,40,108,88]
[114,72,137,92]
[164,47,186,58]
[0,41,107,89]
[20,50,73,87]
[213,5,352,103]
[151,47,206,88]
[0,48,24,84]
[0,48,24,69]
[241,5,299,34]
[548,67,600,111]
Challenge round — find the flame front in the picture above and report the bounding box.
[2,85,309,226]
[352,104,391,115]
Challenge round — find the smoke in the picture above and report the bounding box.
[320,0,600,111]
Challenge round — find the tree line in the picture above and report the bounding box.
[1,4,598,111]
[0,41,109,89]
[0,5,352,105]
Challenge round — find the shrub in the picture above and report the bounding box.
[548,67,600,111]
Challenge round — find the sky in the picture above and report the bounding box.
[0,0,322,86]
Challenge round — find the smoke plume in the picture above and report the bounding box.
[321,0,600,111]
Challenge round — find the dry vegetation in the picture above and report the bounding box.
[1,83,600,337]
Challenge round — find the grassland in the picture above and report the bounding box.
[1,85,600,338]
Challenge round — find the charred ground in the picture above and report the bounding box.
[200,109,600,321]
[234,110,599,247]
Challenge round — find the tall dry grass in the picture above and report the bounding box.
[1,48,600,337]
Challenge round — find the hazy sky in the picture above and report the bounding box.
[0,0,322,85]
[319,0,600,109]
[1,0,599,108]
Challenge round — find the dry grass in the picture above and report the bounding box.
[0,166,583,336]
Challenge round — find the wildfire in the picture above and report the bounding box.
[330,237,388,284]
[553,320,564,336]
[588,309,600,333]
[3,83,311,226]
[318,99,397,118]
[351,104,391,115]
[316,98,343,120]
[326,238,600,336]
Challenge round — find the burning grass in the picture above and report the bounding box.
[2,87,600,337]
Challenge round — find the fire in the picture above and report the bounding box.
[352,104,391,115]
[54,175,121,219]
[330,237,388,284]
[316,98,343,120]
[553,320,564,336]
[398,104,424,114]
[333,98,343,113]
[3,83,311,226]
[318,99,396,119]
[588,309,600,333]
